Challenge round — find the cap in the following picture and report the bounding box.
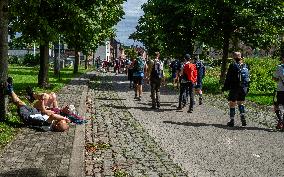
[185,54,191,59]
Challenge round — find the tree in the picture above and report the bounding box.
[0,0,9,120]
[193,0,284,82]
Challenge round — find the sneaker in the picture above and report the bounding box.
[199,97,203,105]
[177,106,182,110]
[150,106,156,109]
[137,96,141,101]
[227,119,234,127]
[26,86,35,103]
[241,116,247,126]
[4,77,13,95]
[276,120,283,129]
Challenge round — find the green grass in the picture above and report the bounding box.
[0,64,91,149]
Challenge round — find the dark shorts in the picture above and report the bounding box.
[171,73,177,79]
[133,76,144,85]
[18,105,50,126]
[274,91,284,106]
[228,88,247,102]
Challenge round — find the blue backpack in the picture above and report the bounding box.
[237,63,250,88]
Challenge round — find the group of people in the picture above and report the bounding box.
[3,78,86,132]
[125,50,284,130]
[4,51,284,131]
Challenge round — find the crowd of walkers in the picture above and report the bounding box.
[2,51,283,131]
[119,51,284,130]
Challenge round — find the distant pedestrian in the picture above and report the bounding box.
[222,52,250,127]
[194,55,206,105]
[272,55,284,130]
[148,52,164,109]
[177,54,197,113]
[127,58,135,88]
[133,52,147,100]
[114,57,120,75]
[170,59,181,89]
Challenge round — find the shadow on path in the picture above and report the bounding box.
[163,120,276,132]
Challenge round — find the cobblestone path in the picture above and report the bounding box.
[85,73,187,177]
[87,71,284,177]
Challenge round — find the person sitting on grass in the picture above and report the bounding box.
[5,79,70,132]
[26,86,58,109]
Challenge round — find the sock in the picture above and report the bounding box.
[238,105,245,117]
[275,110,282,120]
[229,108,235,119]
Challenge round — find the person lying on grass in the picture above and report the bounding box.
[5,79,70,132]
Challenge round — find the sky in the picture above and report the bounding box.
[115,0,147,47]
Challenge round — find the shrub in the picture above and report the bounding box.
[8,55,23,64]
[22,53,40,66]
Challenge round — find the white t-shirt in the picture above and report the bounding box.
[273,64,284,91]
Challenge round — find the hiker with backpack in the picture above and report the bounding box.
[148,52,164,109]
[222,52,250,127]
[170,58,181,89]
[133,51,147,101]
[272,55,284,130]
[177,54,197,113]
[194,55,206,105]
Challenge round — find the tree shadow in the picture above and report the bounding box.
[103,104,177,112]
[163,120,276,132]
[0,168,52,177]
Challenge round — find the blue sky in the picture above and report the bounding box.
[115,0,147,47]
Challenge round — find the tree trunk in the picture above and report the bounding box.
[73,49,79,74]
[0,0,9,121]
[38,44,49,87]
[220,31,230,84]
[84,55,88,70]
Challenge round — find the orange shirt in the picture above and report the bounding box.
[183,62,197,83]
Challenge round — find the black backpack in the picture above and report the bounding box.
[151,60,162,79]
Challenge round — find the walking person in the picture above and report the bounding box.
[170,58,181,89]
[148,52,164,109]
[222,52,250,127]
[272,55,284,130]
[194,55,206,105]
[133,52,147,101]
[177,54,197,113]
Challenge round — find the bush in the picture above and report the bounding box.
[22,53,40,66]
[8,55,23,64]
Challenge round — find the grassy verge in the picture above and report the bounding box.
[0,65,91,149]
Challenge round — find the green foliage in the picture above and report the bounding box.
[204,57,280,105]
[124,48,137,59]
[8,55,22,65]
[22,53,40,66]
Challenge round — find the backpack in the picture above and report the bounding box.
[151,60,163,79]
[171,60,180,72]
[195,60,205,78]
[237,63,250,88]
[134,57,144,72]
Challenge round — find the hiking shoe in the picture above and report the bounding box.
[241,116,247,126]
[276,120,283,130]
[227,119,234,127]
[199,97,203,105]
[26,86,35,103]
[187,108,193,113]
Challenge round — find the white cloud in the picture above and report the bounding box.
[115,0,147,46]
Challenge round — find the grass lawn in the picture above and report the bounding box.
[0,65,91,149]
